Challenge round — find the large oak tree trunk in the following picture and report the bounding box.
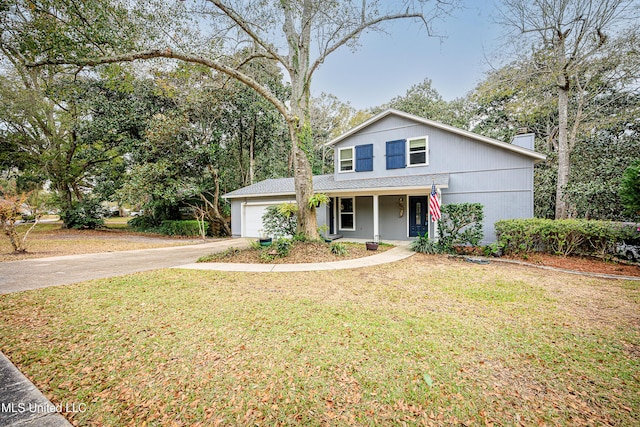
[284,0,319,240]
[287,120,318,239]
[22,0,450,241]
[555,85,571,219]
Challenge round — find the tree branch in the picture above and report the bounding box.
[309,12,424,78]
[27,49,291,120]
[208,0,288,67]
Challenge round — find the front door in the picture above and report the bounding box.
[409,196,428,237]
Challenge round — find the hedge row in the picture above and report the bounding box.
[495,219,639,257]
[158,220,208,237]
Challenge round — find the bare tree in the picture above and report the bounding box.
[20,0,457,239]
[0,185,40,253]
[497,0,640,218]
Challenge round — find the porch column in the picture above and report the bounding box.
[373,194,379,242]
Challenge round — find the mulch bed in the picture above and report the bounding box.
[203,241,391,264]
[504,253,640,277]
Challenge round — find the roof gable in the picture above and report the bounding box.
[326,109,546,162]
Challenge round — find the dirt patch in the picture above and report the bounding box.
[201,241,391,264]
[504,252,640,277]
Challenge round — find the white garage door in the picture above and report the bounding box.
[242,201,293,237]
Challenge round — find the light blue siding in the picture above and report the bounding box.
[443,190,533,243]
[336,196,374,239]
[230,112,540,243]
[230,200,242,237]
[379,195,409,240]
[229,196,297,238]
[331,114,537,242]
[334,115,531,181]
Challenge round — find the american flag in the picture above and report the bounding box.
[429,183,441,221]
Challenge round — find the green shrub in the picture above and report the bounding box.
[620,159,640,219]
[483,242,505,257]
[127,215,158,231]
[494,218,544,254]
[262,203,297,238]
[61,198,108,229]
[259,249,274,262]
[257,238,293,261]
[249,239,263,250]
[330,242,348,256]
[495,218,637,257]
[437,203,484,251]
[158,220,208,236]
[273,238,292,257]
[197,247,240,262]
[409,232,443,254]
[292,232,308,242]
[617,224,640,245]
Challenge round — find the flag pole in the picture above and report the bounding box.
[430,178,441,242]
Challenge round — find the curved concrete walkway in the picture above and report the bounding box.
[0,352,72,427]
[175,245,415,272]
[0,239,416,294]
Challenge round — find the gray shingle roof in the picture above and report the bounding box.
[223,173,449,199]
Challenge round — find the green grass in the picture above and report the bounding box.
[0,256,638,426]
[197,247,241,262]
[103,217,131,228]
[16,221,62,233]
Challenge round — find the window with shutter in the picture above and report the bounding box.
[408,136,428,166]
[338,147,354,172]
[355,144,373,172]
[386,139,406,169]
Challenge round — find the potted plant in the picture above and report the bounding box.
[365,241,379,251]
[258,229,272,247]
[308,193,330,208]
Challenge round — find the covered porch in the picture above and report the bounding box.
[319,176,448,242]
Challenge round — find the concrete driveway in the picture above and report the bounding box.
[0,239,250,295]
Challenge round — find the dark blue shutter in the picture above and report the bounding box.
[386,139,406,169]
[355,144,373,172]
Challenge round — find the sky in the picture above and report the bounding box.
[312,0,504,110]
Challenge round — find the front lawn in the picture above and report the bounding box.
[0,255,638,426]
[0,220,196,261]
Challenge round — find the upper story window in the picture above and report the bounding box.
[339,147,354,172]
[385,137,429,169]
[408,136,428,166]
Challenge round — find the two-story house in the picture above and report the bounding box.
[223,109,546,243]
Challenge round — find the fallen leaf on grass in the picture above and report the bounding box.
[423,373,433,387]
